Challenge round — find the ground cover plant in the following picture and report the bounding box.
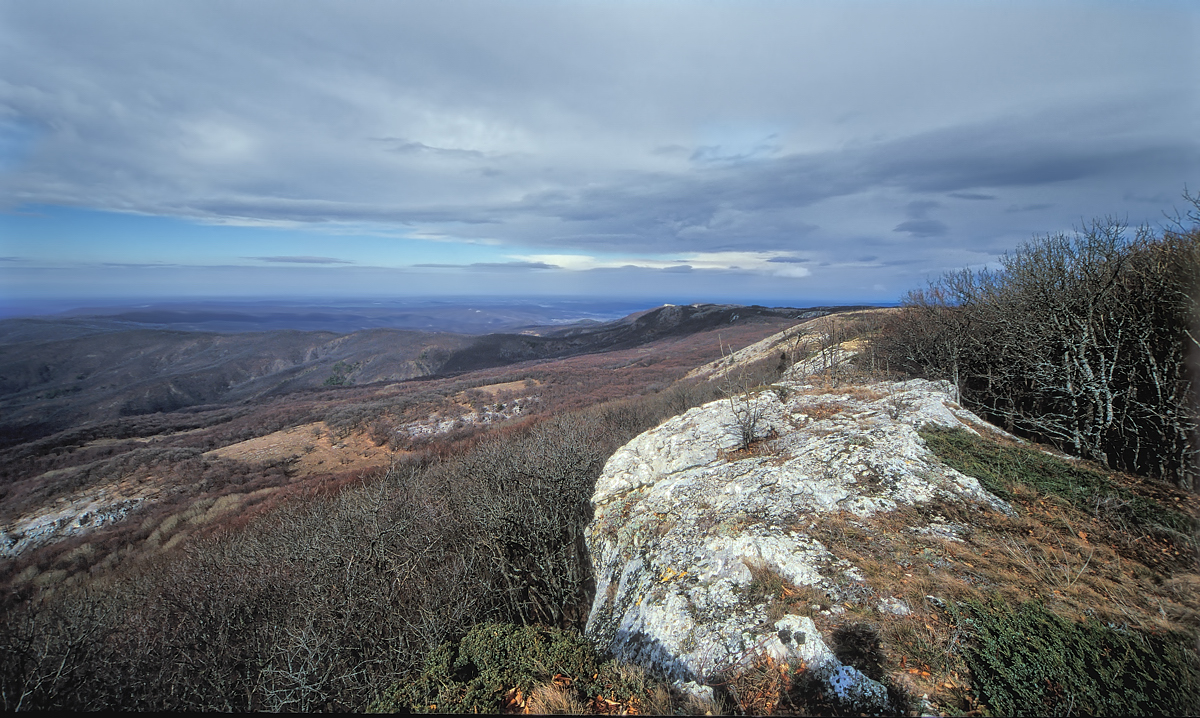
[947,597,1198,716]
[370,622,685,714]
[920,426,1196,537]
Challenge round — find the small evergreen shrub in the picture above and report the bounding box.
[371,622,604,714]
[371,622,684,714]
[949,597,1199,716]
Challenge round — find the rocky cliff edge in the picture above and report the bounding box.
[584,376,1014,710]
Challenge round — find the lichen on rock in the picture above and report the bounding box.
[584,377,1014,710]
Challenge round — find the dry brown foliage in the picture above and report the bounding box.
[797,480,1200,713]
[798,402,845,421]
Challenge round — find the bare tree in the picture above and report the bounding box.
[874,204,1199,489]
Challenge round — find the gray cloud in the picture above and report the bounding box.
[893,200,948,237]
[100,262,185,268]
[893,219,948,237]
[0,1,1195,299]
[468,261,557,270]
[372,137,488,160]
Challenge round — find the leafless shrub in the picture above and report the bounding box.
[715,341,771,450]
[886,395,915,420]
[0,326,799,711]
[874,201,1200,489]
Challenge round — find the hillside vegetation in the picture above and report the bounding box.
[0,344,761,711]
[874,197,1199,489]
[0,200,1197,714]
[0,304,814,448]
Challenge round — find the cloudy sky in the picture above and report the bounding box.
[1,0,1196,309]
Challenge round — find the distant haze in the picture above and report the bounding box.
[0,297,662,331]
[1,1,1195,307]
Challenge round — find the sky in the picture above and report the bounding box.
[1,0,1197,310]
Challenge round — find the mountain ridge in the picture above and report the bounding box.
[0,303,835,447]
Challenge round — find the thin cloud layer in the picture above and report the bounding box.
[248,256,354,264]
[0,1,1195,303]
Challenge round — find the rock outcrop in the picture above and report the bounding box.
[584,377,1013,709]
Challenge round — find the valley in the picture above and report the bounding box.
[1,298,1194,715]
[0,302,824,587]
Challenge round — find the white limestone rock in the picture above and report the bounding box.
[1,496,145,558]
[877,596,912,616]
[585,378,1012,710]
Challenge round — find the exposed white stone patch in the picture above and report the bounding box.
[910,518,968,543]
[1,496,145,558]
[877,596,913,616]
[761,614,889,707]
[585,377,1013,710]
[397,396,536,439]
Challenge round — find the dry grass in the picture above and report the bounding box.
[525,683,589,714]
[458,378,540,399]
[718,437,784,463]
[796,402,845,421]
[204,421,393,477]
[823,386,886,401]
[796,484,1200,714]
[521,661,707,715]
[719,653,793,714]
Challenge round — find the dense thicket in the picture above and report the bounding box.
[875,201,1199,489]
[0,380,721,711]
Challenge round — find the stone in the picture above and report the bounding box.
[584,376,1013,711]
[877,596,912,616]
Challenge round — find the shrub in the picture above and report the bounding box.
[375,622,602,713]
[949,597,1200,716]
[875,202,1200,489]
[372,622,682,714]
[0,344,756,712]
